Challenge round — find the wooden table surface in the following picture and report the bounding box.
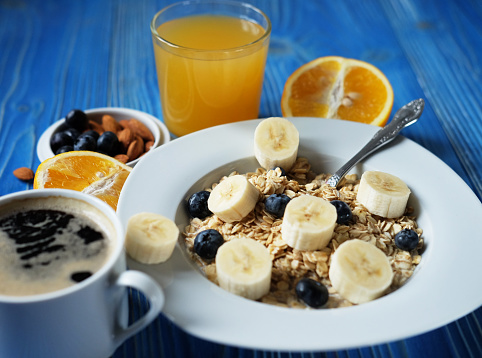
[1,0,481,357]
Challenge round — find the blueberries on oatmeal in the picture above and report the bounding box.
[187,191,212,219]
[264,193,291,218]
[394,229,419,251]
[330,200,353,225]
[194,229,224,260]
[295,278,329,308]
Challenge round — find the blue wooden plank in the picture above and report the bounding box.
[1,0,482,358]
[380,0,482,199]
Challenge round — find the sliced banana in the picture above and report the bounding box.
[329,239,393,304]
[125,212,179,264]
[215,238,272,300]
[207,175,259,223]
[356,171,411,218]
[254,117,299,171]
[281,195,337,251]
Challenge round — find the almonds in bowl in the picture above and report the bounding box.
[37,107,170,167]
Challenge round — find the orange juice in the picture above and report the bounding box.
[152,14,270,137]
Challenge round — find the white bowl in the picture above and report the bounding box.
[37,107,170,167]
[117,118,482,351]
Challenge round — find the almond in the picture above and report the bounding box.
[102,115,122,133]
[114,154,129,164]
[88,120,104,134]
[118,128,134,152]
[127,119,154,142]
[145,140,154,152]
[119,119,130,129]
[126,135,144,161]
[13,167,34,181]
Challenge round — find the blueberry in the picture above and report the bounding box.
[82,130,100,141]
[97,131,120,156]
[295,278,329,308]
[194,229,224,259]
[394,229,419,251]
[55,145,73,155]
[330,200,353,225]
[65,109,88,131]
[271,166,287,177]
[74,133,97,151]
[187,191,212,219]
[62,127,81,141]
[50,131,74,153]
[264,193,291,218]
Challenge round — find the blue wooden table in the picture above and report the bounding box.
[1,0,481,357]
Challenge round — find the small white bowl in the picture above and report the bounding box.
[37,107,170,167]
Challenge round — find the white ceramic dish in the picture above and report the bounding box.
[117,117,482,351]
[37,107,170,166]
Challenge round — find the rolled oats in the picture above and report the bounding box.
[183,158,423,309]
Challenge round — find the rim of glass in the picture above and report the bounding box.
[150,0,272,53]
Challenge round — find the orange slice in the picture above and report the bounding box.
[281,56,394,126]
[33,151,132,210]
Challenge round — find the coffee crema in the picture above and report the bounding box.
[0,196,114,296]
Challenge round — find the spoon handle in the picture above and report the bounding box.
[326,98,425,188]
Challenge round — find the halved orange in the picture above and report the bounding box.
[33,151,132,210]
[281,56,394,126]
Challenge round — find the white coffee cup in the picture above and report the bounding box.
[0,189,164,358]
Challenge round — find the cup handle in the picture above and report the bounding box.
[113,270,164,345]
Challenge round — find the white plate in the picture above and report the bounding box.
[117,117,482,351]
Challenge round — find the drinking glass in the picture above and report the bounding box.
[151,0,271,137]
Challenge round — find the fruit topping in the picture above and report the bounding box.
[329,239,393,304]
[394,228,419,251]
[271,166,287,177]
[295,278,329,308]
[194,229,224,260]
[207,175,259,223]
[330,200,353,225]
[187,191,212,219]
[264,193,291,218]
[281,195,337,251]
[215,238,272,300]
[254,117,299,171]
[356,170,411,218]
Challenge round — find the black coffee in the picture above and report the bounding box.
[0,196,113,296]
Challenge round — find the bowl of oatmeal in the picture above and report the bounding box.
[117,117,482,351]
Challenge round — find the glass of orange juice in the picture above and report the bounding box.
[150,0,271,137]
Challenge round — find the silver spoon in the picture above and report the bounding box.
[326,98,425,188]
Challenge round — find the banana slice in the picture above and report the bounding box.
[329,239,393,304]
[356,171,411,218]
[254,117,299,171]
[125,212,179,264]
[215,238,272,300]
[281,195,337,251]
[207,175,259,223]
